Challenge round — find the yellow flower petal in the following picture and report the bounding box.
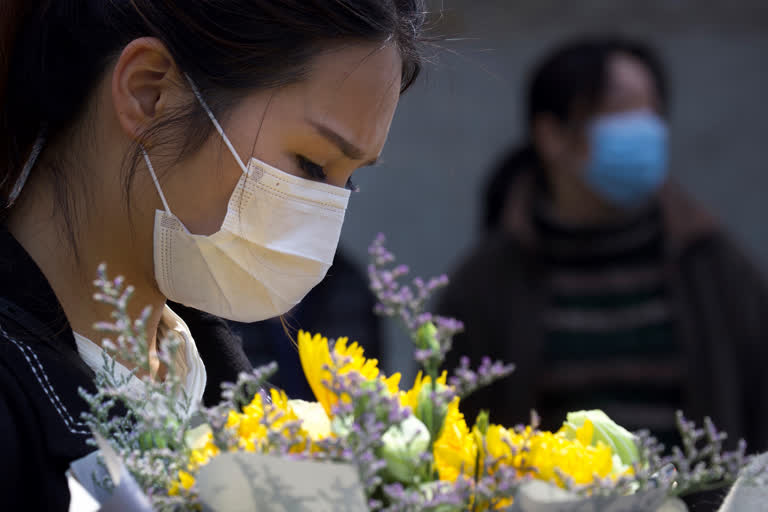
[383,373,402,396]
[576,419,594,446]
[170,470,196,496]
[188,433,220,470]
[400,371,447,412]
[298,331,336,415]
[433,397,477,482]
[179,470,195,490]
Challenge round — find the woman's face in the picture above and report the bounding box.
[536,52,662,180]
[153,44,403,235]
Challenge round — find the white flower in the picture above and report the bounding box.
[288,399,331,440]
[380,415,431,483]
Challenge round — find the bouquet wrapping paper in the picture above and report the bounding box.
[507,480,686,512]
[717,453,768,512]
[195,453,368,512]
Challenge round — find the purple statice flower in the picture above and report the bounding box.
[449,356,515,400]
[661,412,757,496]
[623,412,763,498]
[367,234,462,364]
[380,479,470,512]
[367,234,515,406]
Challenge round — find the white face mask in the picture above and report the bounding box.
[144,78,350,322]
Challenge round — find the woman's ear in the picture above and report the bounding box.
[532,112,568,169]
[111,37,178,142]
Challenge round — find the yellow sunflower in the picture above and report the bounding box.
[298,330,401,416]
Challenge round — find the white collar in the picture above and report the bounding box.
[74,305,207,409]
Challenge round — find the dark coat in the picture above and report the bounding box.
[0,227,251,511]
[438,172,768,455]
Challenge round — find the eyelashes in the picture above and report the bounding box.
[297,155,327,180]
[297,155,358,192]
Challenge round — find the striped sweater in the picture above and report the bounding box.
[533,205,684,446]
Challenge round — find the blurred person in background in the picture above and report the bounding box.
[228,248,383,400]
[439,36,768,454]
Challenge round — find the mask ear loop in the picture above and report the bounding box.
[184,74,249,176]
[141,146,172,215]
[184,73,259,245]
[7,127,47,206]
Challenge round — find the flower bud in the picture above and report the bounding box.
[474,410,490,436]
[380,415,431,483]
[415,322,440,353]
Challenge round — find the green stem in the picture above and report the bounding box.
[426,378,438,455]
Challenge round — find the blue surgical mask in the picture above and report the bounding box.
[585,111,669,208]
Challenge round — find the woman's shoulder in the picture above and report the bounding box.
[0,320,95,456]
[0,228,98,504]
[0,321,97,506]
[0,371,80,508]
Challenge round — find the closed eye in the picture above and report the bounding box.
[297,155,358,192]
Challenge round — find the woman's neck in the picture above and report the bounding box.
[6,152,166,378]
[541,165,643,228]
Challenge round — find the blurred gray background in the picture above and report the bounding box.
[337,0,768,380]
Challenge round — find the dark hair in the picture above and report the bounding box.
[483,35,668,230]
[0,0,429,226]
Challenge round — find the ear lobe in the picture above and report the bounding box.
[112,38,176,141]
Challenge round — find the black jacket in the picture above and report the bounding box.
[0,227,252,510]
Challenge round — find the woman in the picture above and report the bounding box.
[440,36,768,456]
[0,1,426,508]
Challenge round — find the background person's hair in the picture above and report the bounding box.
[0,0,429,233]
[483,35,668,231]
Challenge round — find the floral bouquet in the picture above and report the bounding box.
[70,235,765,511]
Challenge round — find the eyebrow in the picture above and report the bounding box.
[309,120,379,166]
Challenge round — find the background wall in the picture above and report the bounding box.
[338,0,768,380]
